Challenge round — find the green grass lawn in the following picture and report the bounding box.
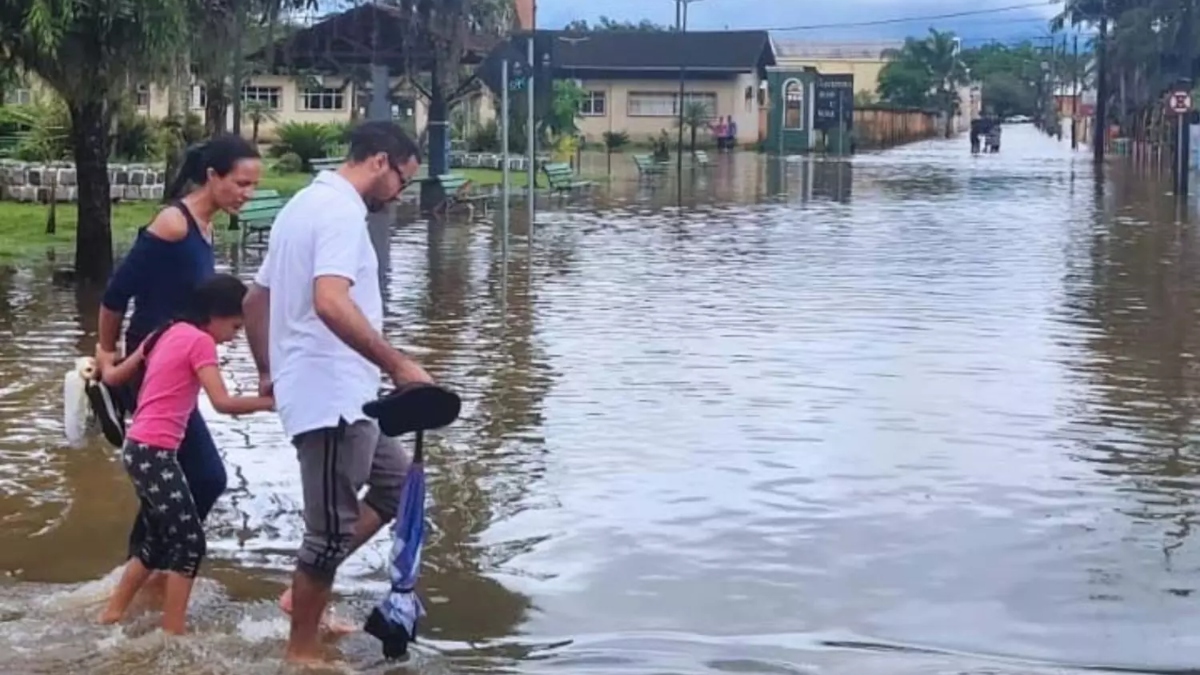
[0,167,547,263]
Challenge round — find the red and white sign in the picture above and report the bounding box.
[1168,90,1193,115]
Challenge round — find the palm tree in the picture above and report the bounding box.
[242,99,278,143]
[677,100,713,154]
[878,29,970,135]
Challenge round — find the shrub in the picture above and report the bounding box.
[272,121,338,170]
[113,111,158,162]
[275,151,303,173]
[602,130,630,152]
[466,119,500,152]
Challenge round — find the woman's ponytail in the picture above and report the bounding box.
[163,142,209,202]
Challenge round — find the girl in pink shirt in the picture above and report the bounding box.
[98,274,273,634]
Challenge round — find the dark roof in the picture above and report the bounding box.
[252,3,496,73]
[537,30,774,72]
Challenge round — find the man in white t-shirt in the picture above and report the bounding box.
[242,121,431,664]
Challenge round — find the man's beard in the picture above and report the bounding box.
[365,196,387,213]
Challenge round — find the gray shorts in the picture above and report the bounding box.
[292,418,409,581]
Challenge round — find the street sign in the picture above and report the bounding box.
[1168,90,1192,115]
[814,74,854,130]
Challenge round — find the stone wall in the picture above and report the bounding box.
[0,161,167,203]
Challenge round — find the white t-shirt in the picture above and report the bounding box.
[253,170,383,438]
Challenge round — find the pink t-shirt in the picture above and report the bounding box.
[126,322,218,449]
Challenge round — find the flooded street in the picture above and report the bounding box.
[6,124,1200,674]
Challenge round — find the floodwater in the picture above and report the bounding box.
[3,125,1200,674]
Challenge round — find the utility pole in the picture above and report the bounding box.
[675,0,685,205]
[1093,17,1108,164]
[1071,34,1079,150]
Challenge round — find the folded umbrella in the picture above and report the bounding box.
[362,383,461,660]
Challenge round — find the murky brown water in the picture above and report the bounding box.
[4,126,1200,674]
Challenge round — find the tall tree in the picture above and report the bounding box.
[878,29,970,134]
[390,0,513,175]
[1052,0,1200,159]
[564,16,670,32]
[0,0,187,282]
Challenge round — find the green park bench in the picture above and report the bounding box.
[309,157,341,174]
[238,189,287,245]
[542,162,593,196]
[633,154,668,177]
[433,173,496,218]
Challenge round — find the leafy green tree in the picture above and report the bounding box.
[877,29,969,134]
[0,0,187,282]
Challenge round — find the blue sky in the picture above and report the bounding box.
[537,0,1069,46]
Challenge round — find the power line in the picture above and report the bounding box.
[738,2,1066,33]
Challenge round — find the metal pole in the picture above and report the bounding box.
[527,28,536,231]
[1072,34,1079,150]
[501,60,510,256]
[675,0,684,204]
[1178,111,1189,197]
[838,93,844,155]
[1093,17,1108,164]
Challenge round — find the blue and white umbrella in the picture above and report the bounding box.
[362,383,461,660]
[366,430,427,658]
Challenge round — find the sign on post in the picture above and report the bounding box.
[1168,90,1193,115]
[814,74,854,130]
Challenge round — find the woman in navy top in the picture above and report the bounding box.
[96,134,262,588]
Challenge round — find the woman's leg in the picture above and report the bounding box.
[175,410,227,521]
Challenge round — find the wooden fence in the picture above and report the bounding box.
[853,106,941,149]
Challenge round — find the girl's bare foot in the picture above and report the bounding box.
[100,558,153,626]
[97,608,124,625]
[279,587,358,637]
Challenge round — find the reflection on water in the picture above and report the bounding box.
[6,127,1200,673]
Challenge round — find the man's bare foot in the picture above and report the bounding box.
[284,648,329,666]
[278,587,358,637]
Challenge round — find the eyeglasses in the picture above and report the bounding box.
[389,159,412,191]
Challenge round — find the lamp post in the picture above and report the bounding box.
[675,0,701,204]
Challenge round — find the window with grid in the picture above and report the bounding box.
[136,84,150,109]
[628,91,717,117]
[783,80,804,129]
[681,92,717,118]
[299,87,345,111]
[627,91,676,117]
[190,85,206,110]
[3,88,31,105]
[241,85,281,110]
[579,90,606,116]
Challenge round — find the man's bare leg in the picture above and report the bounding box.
[285,567,333,664]
[280,502,384,636]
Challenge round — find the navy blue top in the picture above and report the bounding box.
[101,202,214,349]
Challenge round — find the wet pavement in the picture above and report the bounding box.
[3,125,1200,674]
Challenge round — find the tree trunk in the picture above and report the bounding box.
[252,119,260,143]
[204,77,229,135]
[428,69,449,175]
[690,125,697,153]
[69,99,114,284]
